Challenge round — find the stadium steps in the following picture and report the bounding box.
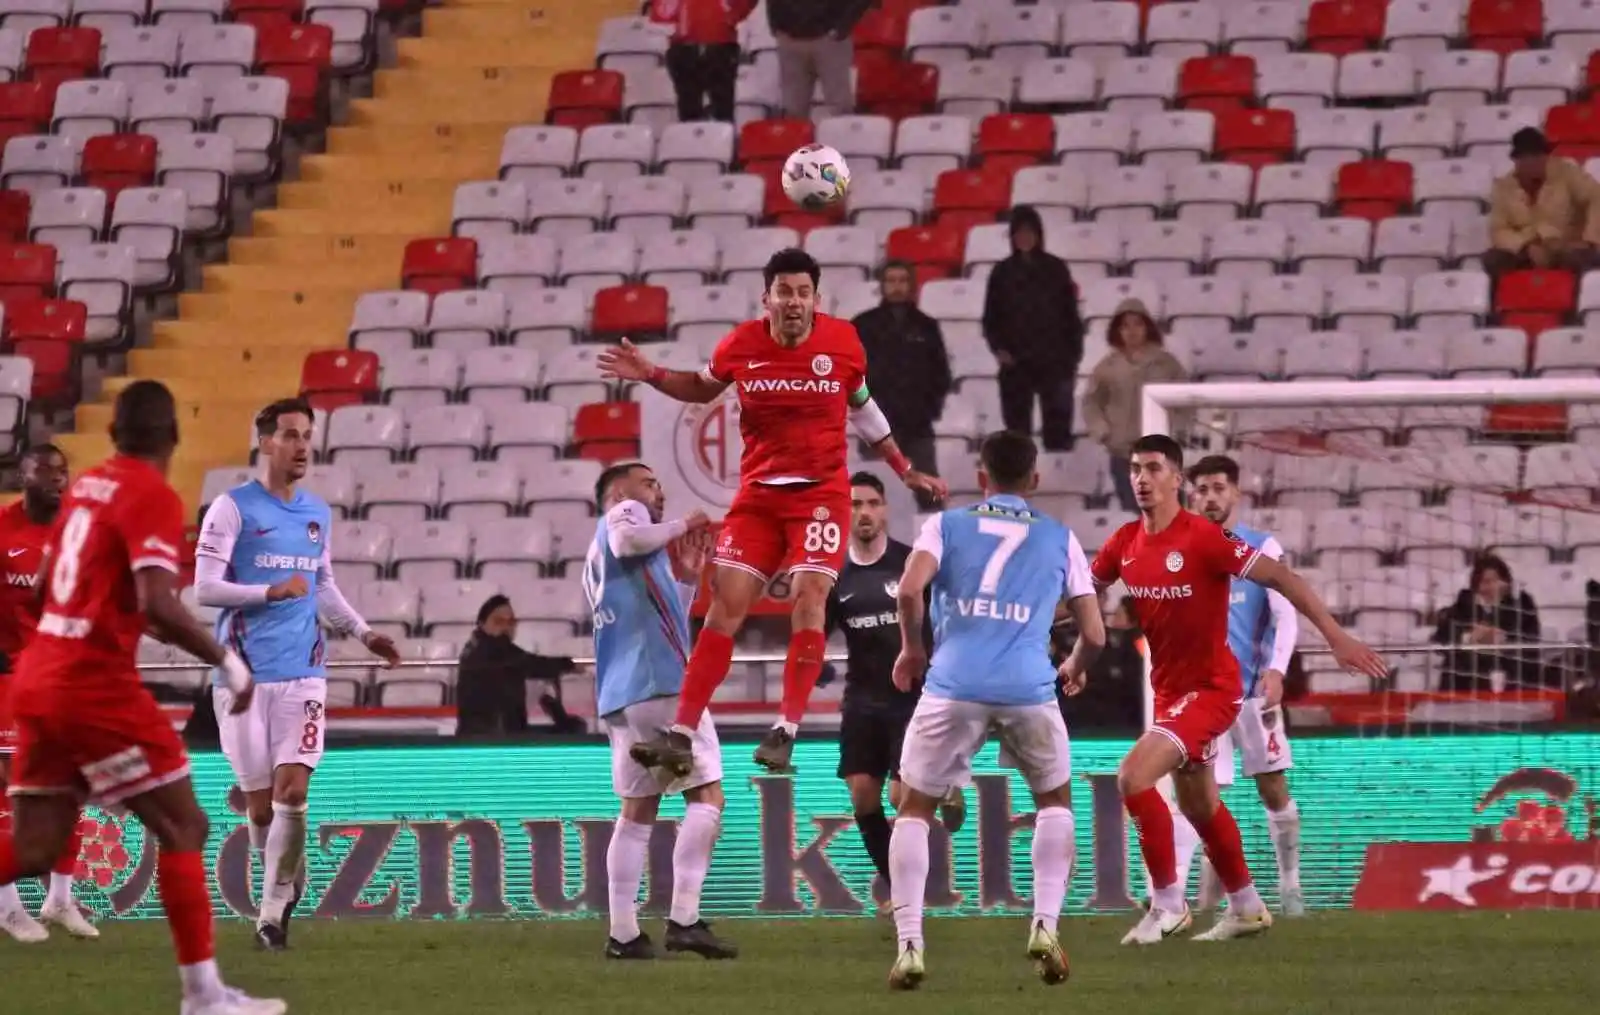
[52,0,630,516]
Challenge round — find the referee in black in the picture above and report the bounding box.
[826,472,966,900]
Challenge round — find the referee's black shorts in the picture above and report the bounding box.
[837,703,916,781]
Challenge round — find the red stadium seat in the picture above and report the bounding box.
[0,190,29,242]
[1544,103,1600,159]
[1214,108,1295,169]
[0,242,57,302]
[1178,55,1256,113]
[853,6,909,53]
[0,81,56,148]
[12,338,74,401]
[591,284,669,343]
[81,134,157,202]
[932,167,1014,232]
[1305,0,1386,55]
[886,225,964,284]
[257,23,332,125]
[856,59,938,120]
[228,0,304,30]
[401,237,477,295]
[975,113,1053,172]
[300,348,378,410]
[23,27,101,89]
[546,70,624,128]
[738,118,814,173]
[1496,268,1576,339]
[573,401,641,463]
[1335,160,1414,222]
[1467,0,1543,54]
[6,296,86,343]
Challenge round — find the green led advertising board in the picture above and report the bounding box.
[32,733,1600,920]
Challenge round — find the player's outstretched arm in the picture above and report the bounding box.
[846,388,947,502]
[597,338,727,404]
[1246,555,1389,681]
[606,500,711,559]
[138,567,255,711]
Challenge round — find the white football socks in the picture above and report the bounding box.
[259,801,307,925]
[1030,807,1075,934]
[45,872,73,909]
[606,818,652,943]
[889,816,929,950]
[670,803,721,926]
[1267,801,1302,892]
[1172,810,1203,901]
[0,882,22,916]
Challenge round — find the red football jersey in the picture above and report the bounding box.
[702,314,868,489]
[1090,510,1261,700]
[0,500,49,658]
[15,456,185,694]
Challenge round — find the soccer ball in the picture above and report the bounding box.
[781,144,851,209]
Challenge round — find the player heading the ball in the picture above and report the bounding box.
[1091,435,1387,946]
[597,247,947,777]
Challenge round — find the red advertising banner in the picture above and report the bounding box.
[1353,841,1600,911]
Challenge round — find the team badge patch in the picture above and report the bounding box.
[306,521,322,544]
[1165,551,1184,573]
[812,505,830,522]
[811,354,833,376]
[304,700,324,722]
[883,580,899,598]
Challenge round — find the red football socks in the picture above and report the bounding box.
[674,628,735,729]
[1193,802,1253,894]
[157,850,215,966]
[52,822,82,876]
[779,628,827,725]
[1124,787,1178,890]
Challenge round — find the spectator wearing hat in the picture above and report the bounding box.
[1081,299,1188,512]
[1485,127,1600,279]
[456,594,584,737]
[981,204,1085,451]
[648,0,756,123]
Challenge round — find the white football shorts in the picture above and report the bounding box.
[899,694,1072,798]
[215,678,328,793]
[605,696,723,799]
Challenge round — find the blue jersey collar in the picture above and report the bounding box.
[984,493,1029,511]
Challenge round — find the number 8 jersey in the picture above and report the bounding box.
[18,455,185,689]
[914,494,1095,706]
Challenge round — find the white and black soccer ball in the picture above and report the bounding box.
[781,143,851,209]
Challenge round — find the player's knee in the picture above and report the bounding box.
[703,596,749,636]
[684,782,724,811]
[1256,774,1290,810]
[273,784,308,809]
[1115,766,1150,800]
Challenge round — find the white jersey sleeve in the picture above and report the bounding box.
[195,493,241,562]
[605,500,688,559]
[1259,535,1298,672]
[911,513,944,564]
[193,493,270,607]
[1064,530,1095,600]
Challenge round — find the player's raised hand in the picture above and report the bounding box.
[902,469,948,504]
[1057,660,1088,697]
[267,574,309,602]
[362,630,401,668]
[892,648,927,692]
[597,338,655,382]
[670,529,712,581]
[683,508,711,532]
[1330,631,1388,682]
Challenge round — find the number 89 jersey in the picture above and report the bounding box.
[18,455,185,690]
[914,494,1095,707]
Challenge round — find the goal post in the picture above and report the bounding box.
[1135,377,1600,736]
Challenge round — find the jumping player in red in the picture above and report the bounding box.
[1092,434,1386,945]
[597,248,946,775]
[0,382,286,1014]
[0,442,100,943]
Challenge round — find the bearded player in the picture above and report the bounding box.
[1094,435,1385,945]
[0,444,98,943]
[195,397,398,952]
[0,380,286,1013]
[585,461,737,961]
[597,248,946,777]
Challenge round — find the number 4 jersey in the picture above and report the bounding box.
[913,494,1095,706]
[16,455,185,692]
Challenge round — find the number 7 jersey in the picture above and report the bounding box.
[913,494,1095,706]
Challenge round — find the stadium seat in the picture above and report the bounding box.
[547,69,624,128]
[359,460,437,520]
[937,60,1015,119]
[1335,159,1414,222]
[12,331,73,400]
[50,78,127,143]
[1214,108,1295,169]
[590,283,667,343]
[855,59,938,120]
[0,239,54,300]
[737,117,812,173]
[886,224,963,284]
[1146,2,1222,59]
[426,289,505,354]
[58,242,132,344]
[80,132,156,202]
[853,4,910,56]
[578,124,656,181]
[23,25,99,88]
[0,187,26,239]
[1257,52,1337,110]
[572,400,639,462]
[27,185,102,248]
[255,22,330,125]
[1495,268,1576,338]
[301,348,378,410]
[1305,0,1387,55]
[987,5,1059,66]
[0,80,54,145]
[1544,102,1600,158]
[211,75,288,179]
[931,167,1012,232]
[73,0,146,31]
[402,237,477,296]
[155,131,233,234]
[1210,219,1290,277]
[7,296,85,344]
[1177,55,1256,112]
[1466,0,1545,54]
[974,113,1052,172]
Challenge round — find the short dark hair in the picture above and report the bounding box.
[111,380,178,457]
[255,397,315,439]
[1470,552,1513,590]
[979,430,1037,490]
[763,247,821,290]
[1186,454,1240,486]
[1130,433,1184,469]
[476,593,512,627]
[850,471,885,497]
[594,461,649,507]
[876,259,914,282]
[21,442,64,464]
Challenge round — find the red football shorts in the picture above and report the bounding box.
[6,680,191,806]
[0,676,14,758]
[1151,689,1242,770]
[714,481,850,582]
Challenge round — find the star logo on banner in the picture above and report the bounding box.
[1417,854,1508,906]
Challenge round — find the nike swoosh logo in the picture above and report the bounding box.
[747,361,770,369]
[255,528,274,536]
[839,593,854,602]
[7,548,26,557]
[1121,557,1135,567]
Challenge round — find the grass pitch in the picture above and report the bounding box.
[5,911,1594,1014]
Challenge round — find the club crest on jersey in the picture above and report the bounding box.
[306,521,321,544]
[884,580,899,598]
[812,506,830,521]
[1165,551,1184,573]
[811,354,833,376]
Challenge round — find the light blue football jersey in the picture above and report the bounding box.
[199,481,332,685]
[917,494,1095,706]
[585,500,693,717]
[1226,522,1281,698]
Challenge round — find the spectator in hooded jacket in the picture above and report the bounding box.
[851,259,952,508]
[766,0,873,118]
[649,0,756,123]
[1082,299,1189,511]
[981,205,1085,451]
